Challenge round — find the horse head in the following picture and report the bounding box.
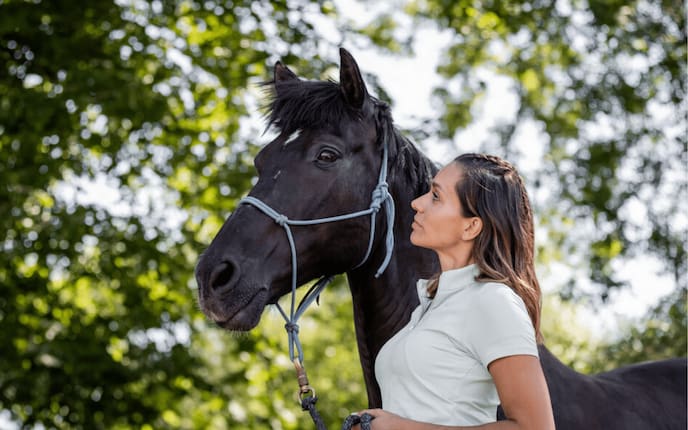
[195,49,393,331]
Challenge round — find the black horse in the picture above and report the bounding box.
[195,48,687,429]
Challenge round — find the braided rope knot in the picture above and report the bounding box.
[370,182,389,211]
[275,214,289,226]
[285,322,299,334]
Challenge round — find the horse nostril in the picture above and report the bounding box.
[209,260,239,293]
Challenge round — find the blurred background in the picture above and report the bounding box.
[0,0,685,428]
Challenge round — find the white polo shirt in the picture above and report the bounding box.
[374,264,538,426]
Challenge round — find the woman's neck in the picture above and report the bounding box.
[438,250,474,272]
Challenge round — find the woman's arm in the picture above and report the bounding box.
[356,354,555,430]
[486,354,555,429]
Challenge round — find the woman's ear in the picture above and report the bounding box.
[462,217,483,241]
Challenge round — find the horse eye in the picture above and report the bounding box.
[316,149,339,163]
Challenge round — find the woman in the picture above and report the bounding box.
[354,153,555,429]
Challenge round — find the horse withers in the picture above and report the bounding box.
[195,48,687,430]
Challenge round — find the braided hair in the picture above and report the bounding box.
[426,153,543,343]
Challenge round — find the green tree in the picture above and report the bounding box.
[591,286,688,371]
[0,0,366,428]
[405,0,686,301]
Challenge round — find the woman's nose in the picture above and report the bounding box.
[411,195,423,212]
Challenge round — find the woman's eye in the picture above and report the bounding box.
[432,191,439,201]
[316,149,339,163]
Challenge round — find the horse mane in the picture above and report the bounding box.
[376,102,438,196]
[263,78,437,194]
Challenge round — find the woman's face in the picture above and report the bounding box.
[410,163,473,254]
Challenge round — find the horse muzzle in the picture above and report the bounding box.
[195,252,271,330]
[198,282,268,331]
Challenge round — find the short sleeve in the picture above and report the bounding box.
[464,283,538,368]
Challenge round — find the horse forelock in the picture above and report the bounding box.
[261,77,436,194]
[262,79,363,136]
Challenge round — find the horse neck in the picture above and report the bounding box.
[345,141,438,407]
[346,204,431,353]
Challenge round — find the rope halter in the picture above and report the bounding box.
[237,135,394,403]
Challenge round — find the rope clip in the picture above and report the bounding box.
[293,358,316,402]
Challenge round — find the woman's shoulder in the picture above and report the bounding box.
[470,280,516,298]
[467,281,528,313]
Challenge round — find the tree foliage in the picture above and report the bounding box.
[592,286,688,371]
[1,0,685,429]
[406,0,686,300]
[0,0,365,427]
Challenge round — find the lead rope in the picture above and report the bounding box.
[341,413,375,430]
[237,138,391,430]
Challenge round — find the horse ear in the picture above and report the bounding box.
[274,61,298,83]
[339,48,368,109]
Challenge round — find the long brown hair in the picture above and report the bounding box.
[427,153,543,343]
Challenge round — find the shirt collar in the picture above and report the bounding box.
[416,264,480,304]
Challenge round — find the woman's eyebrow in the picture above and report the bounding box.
[431,181,443,192]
